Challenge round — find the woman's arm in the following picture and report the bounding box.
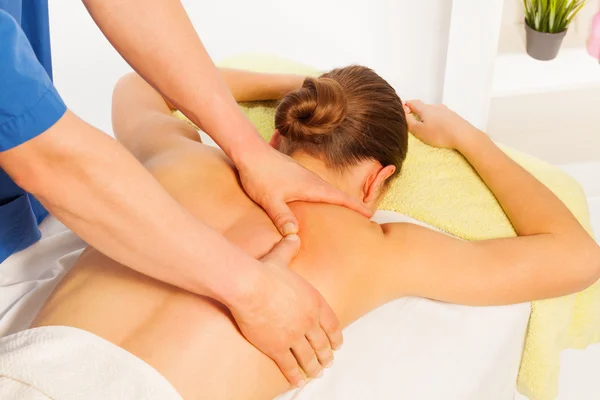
[163,69,305,109]
[220,69,305,103]
[111,70,304,162]
[376,101,600,306]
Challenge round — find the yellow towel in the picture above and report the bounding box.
[174,53,600,400]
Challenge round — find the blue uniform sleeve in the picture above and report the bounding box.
[0,9,66,152]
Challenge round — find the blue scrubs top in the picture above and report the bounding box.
[0,1,67,263]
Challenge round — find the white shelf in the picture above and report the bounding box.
[492,48,600,98]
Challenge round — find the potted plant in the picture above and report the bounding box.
[523,0,587,61]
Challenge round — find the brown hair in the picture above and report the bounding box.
[275,65,408,182]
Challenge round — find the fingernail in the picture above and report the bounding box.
[324,360,333,368]
[317,370,324,378]
[285,233,300,242]
[297,380,306,388]
[283,222,297,235]
[336,342,343,351]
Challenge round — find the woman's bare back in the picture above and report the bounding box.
[32,139,393,400]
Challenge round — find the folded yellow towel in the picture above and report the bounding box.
[174,53,600,400]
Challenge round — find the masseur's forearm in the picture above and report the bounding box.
[0,111,260,307]
[82,0,267,163]
[457,129,590,240]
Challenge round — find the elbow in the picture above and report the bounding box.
[112,72,140,106]
[2,150,50,201]
[1,113,84,206]
[9,155,64,208]
[584,242,600,286]
[570,238,600,292]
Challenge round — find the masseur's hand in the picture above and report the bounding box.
[231,234,342,387]
[404,100,480,150]
[238,144,372,236]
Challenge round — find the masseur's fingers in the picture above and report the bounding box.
[263,198,301,236]
[306,327,333,368]
[275,351,306,388]
[260,233,301,265]
[319,298,343,351]
[291,338,323,379]
[296,178,373,219]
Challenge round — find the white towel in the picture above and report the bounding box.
[0,326,182,400]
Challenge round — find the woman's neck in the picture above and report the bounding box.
[291,152,362,200]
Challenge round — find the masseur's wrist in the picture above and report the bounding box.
[230,128,273,170]
[216,256,265,312]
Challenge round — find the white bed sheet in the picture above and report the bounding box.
[0,216,85,337]
[0,213,531,400]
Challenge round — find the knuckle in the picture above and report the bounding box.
[279,357,296,369]
[272,210,290,225]
[296,349,313,364]
[317,345,332,355]
[325,314,340,329]
[333,330,344,343]
[317,352,333,366]
[312,338,328,350]
[283,366,299,376]
[306,315,318,328]
[308,333,328,348]
[321,317,339,333]
[285,372,302,385]
[323,350,334,362]
[306,360,322,377]
[328,334,342,349]
[319,352,334,366]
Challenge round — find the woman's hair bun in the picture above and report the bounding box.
[275,76,348,143]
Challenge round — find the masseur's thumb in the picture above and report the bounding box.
[266,200,300,237]
[261,234,301,267]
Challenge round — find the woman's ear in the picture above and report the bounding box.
[269,129,282,149]
[363,165,396,204]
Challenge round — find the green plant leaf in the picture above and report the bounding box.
[555,0,568,30]
[565,1,586,27]
[523,0,586,33]
[549,0,556,32]
[535,0,542,30]
[524,0,532,26]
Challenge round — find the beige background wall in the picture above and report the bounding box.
[488,87,600,164]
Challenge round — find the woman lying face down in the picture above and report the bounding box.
[28,65,600,400]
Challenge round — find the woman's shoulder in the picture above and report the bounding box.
[146,142,259,229]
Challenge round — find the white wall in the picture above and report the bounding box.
[488,87,600,164]
[49,0,452,135]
